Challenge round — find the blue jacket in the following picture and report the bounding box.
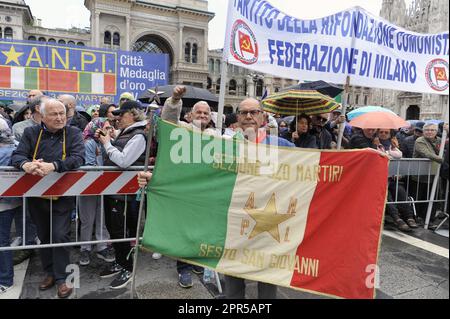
[11,124,85,172]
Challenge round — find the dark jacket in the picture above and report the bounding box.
[349,134,376,149]
[310,127,332,149]
[441,143,449,180]
[103,125,146,167]
[400,134,418,158]
[282,131,318,149]
[68,111,90,131]
[11,124,85,172]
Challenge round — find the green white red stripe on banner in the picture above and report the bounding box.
[0,65,116,94]
[143,119,389,299]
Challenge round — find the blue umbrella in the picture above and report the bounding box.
[347,106,396,121]
[425,119,444,125]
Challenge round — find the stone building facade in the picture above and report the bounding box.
[371,0,449,120]
[2,0,446,117]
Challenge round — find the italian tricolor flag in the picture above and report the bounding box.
[0,66,115,94]
[143,120,389,299]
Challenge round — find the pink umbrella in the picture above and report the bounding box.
[349,112,409,129]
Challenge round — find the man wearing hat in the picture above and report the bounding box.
[400,121,424,158]
[96,100,147,289]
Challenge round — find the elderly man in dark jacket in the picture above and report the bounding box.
[11,98,85,298]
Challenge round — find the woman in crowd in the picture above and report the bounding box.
[282,114,317,149]
[376,129,418,232]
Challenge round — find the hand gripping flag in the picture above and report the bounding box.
[142,119,389,299]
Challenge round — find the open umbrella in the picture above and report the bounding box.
[138,85,219,110]
[282,80,343,98]
[349,112,409,129]
[261,90,341,116]
[347,106,396,120]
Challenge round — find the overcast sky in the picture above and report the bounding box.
[26,0,414,49]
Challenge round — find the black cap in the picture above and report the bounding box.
[112,101,141,116]
[415,121,425,132]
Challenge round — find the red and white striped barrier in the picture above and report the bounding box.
[0,170,140,197]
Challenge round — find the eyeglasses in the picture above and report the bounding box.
[424,129,437,132]
[237,110,262,116]
[378,131,390,134]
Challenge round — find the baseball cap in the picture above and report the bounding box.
[415,121,425,132]
[112,101,141,115]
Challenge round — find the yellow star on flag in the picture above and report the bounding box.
[2,46,24,66]
[244,193,295,243]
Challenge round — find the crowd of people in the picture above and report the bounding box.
[0,86,448,298]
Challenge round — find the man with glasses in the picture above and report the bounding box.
[412,123,446,225]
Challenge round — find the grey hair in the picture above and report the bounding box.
[192,101,211,113]
[0,117,14,144]
[423,123,438,130]
[237,98,262,112]
[129,108,145,122]
[40,99,66,117]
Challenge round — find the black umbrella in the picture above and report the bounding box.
[138,85,219,110]
[282,80,343,98]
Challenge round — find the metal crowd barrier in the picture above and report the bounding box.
[0,166,151,252]
[1,160,448,254]
[386,159,448,232]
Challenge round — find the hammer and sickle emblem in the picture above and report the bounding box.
[242,39,251,50]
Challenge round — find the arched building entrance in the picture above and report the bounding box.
[132,34,174,82]
[406,105,420,120]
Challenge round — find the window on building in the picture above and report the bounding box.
[192,43,198,63]
[4,27,13,39]
[76,42,85,46]
[364,95,368,105]
[216,60,220,73]
[243,79,247,96]
[207,77,212,90]
[216,78,221,94]
[229,80,237,95]
[209,59,214,73]
[48,38,56,43]
[185,42,191,62]
[113,32,120,46]
[38,37,46,42]
[68,41,75,45]
[58,39,66,45]
[104,31,111,45]
[256,79,264,97]
[355,94,359,105]
[28,35,36,41]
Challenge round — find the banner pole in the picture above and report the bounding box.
[130,108,156,298]
[337,76,350,150]
[216,60,229,133]
[424,102,449,229]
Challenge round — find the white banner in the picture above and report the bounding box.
[223,1,449,95]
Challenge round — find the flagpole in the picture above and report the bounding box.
[216,60,229,133]
[337,76,350,150]
[130,107,156,299]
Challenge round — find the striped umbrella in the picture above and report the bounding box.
[261,90,341,116]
